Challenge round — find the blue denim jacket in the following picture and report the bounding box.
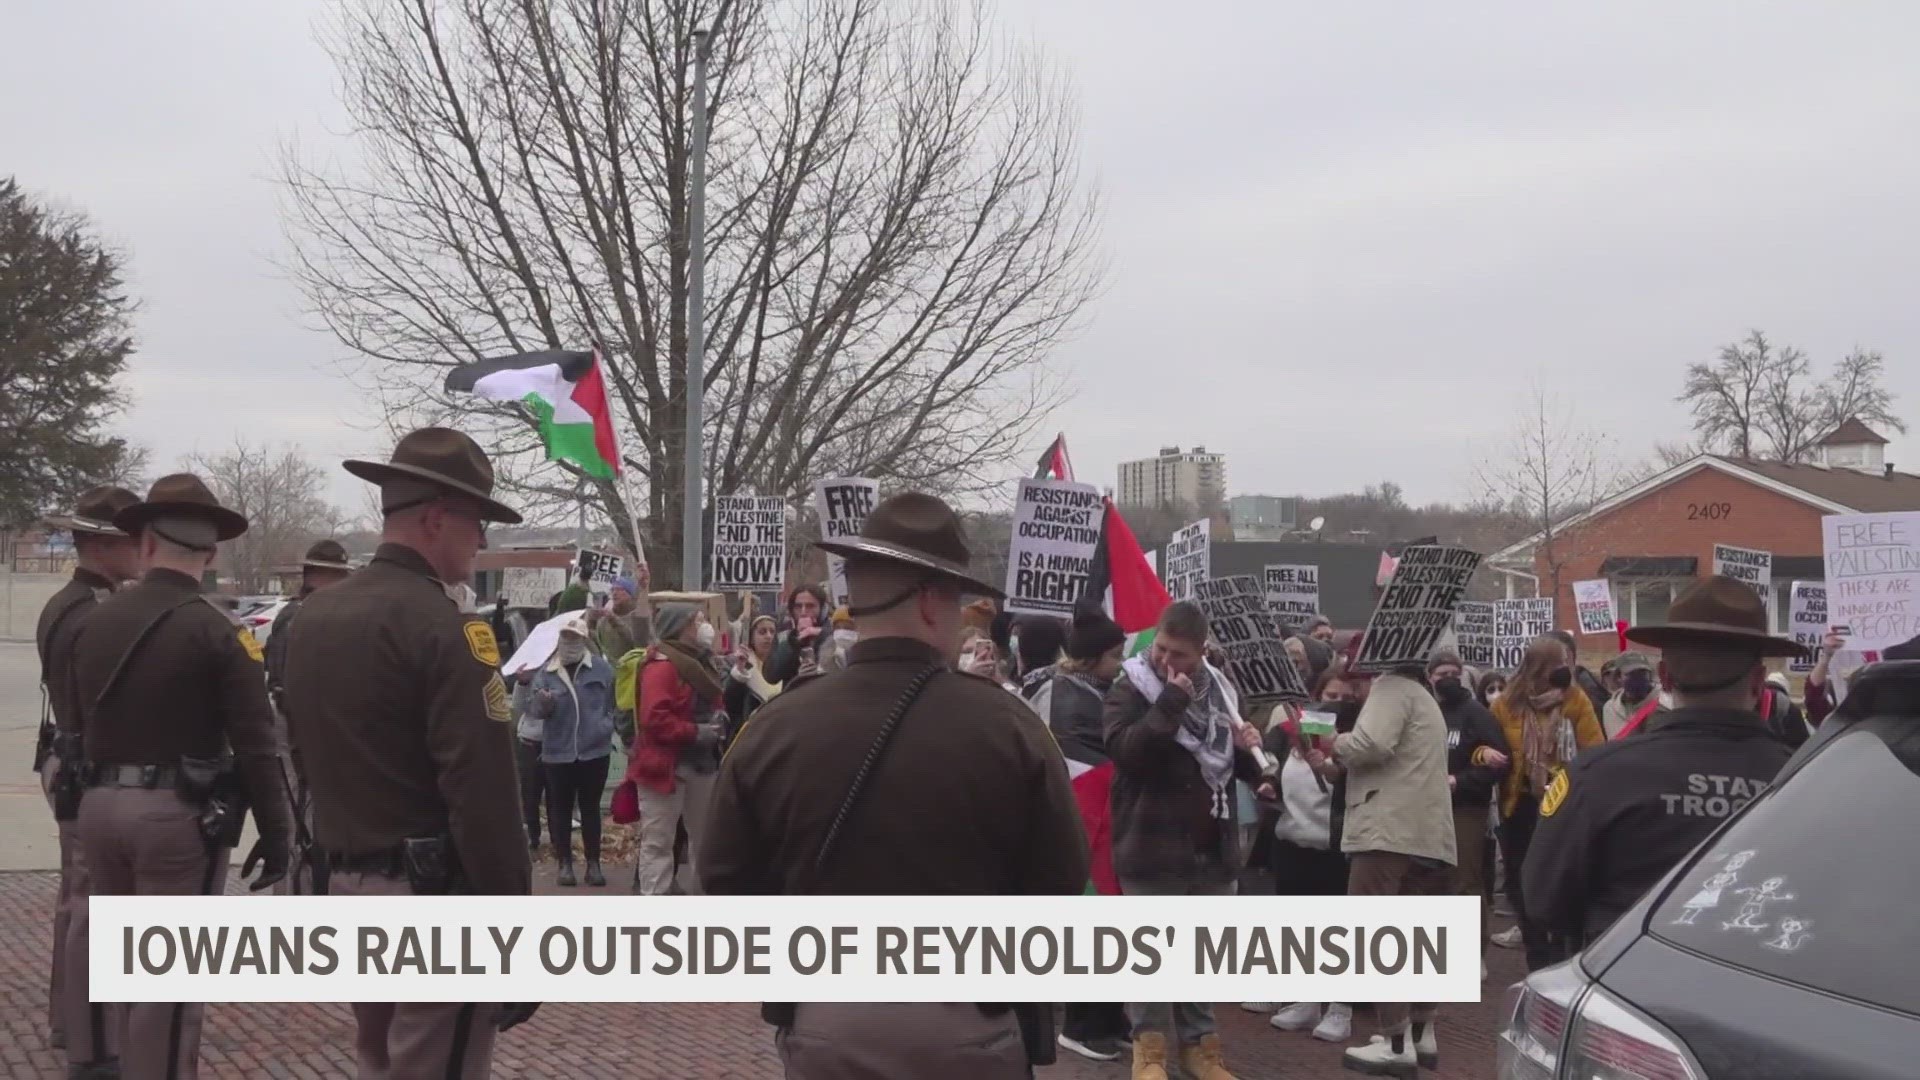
[528,655,616,764]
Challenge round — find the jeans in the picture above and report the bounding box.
[544,756,611,862]
[1120,876,1236,1043]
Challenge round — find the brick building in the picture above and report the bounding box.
[1488,420,1920,638]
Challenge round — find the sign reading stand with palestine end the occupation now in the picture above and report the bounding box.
[1352,545,1482,673]
[1164,519,1211,601]
[1004,478,1103,618]
[1822,510,1920,652]
[1193,575,1308,705]
[813,477,880,609]
[1494,597,1555,669]
[711,495,787,591]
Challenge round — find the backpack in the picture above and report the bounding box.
[613,647,649,712]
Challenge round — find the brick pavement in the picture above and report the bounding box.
[1,865,1515,1078]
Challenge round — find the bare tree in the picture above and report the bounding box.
[1679,330,1906,462]
[184,440,344,594]
[281,0,1102,586]
[1477,388,1626,601]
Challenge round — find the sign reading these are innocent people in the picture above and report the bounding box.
[1164,519,1211,601]
[1004,478,1104,617]
[1193,575,1309,705]
[1713,544,1773,600]
[1494,597,1555,669]
[1822,511,1920,653]
[1571,579,1616,636]
[1263,565,1320,630]
[1352,545,1482,673]
[812,477,880,609]
[711,495,787,591]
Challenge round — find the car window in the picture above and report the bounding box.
[1652,721,1920,1016]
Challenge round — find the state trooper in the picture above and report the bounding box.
[34,486,141,1075]
[282,428,535,1078]
[1523,575,1800,949]
[69,476,294,1080]
[262,538,354,895]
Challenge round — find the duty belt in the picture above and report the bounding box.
[83,764,180,788]
[326,847,406,876]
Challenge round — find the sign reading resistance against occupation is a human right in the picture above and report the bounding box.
[711,495,786,591]
[1192,575,1308,705]
[1352,545,1482,673]
[1004,478,1104,617]
[1713,544,1773,601]
[812,477,880,609]
[1787,581,1826,674]
[1453,601,1495,668]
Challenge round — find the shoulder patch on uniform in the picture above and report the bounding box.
[464,621,501,667]
[483,673,512,722]
[237,627,264,663]
[1539,767,1570,818]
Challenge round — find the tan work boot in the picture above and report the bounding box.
[1180,1033,1237,1080]
[1130,1031,1170,1080]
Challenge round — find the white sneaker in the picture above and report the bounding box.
[1492,925,1524,949]
[1270,1001,1321,1031]
[1341,1031,1417,1078]
[1239,1001,1277,1013]
[1412,1020,1440,1069]
[1313,1002,1352,1043]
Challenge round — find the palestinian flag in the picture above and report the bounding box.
[1033,432,1074,482]
[1084,499,1171,636]
[444,349,622,480]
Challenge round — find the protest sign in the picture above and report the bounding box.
[1571,579,1616,636]
[576,549,625,589]
[500,567,566,611]
[1165,519,1211,600]
[1352,545,1482,673]
[1494,597,1556,670]
[1263,564,1320,630]
[1193,575,1308,705]
[1003,478,1104,617]
[500,610,578,676]
[711,495,787,591]
[1823,511,1920,652]
[1454,601,1496,668]
[1713,544,1773,600]
[813,477,880,609]
[1787,581,1826,674]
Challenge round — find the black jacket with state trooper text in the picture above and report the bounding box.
[700,636,1089,896]
[1522,706,1792,941]
[69,567,294,846]
[282,544,530,897]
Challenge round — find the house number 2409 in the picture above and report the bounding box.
[1687,502,1733,521]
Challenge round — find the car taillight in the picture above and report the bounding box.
[1563,985,1702,1080]
[1497,961,1585,1080]
[247,615,272,626]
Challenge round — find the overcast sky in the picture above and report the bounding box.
[8,1,1920,516]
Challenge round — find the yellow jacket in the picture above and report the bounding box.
[1493,689,1605,817]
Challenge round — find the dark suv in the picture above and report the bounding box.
[1497,661,1920,1080]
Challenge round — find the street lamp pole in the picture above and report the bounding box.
[682,25,715,592]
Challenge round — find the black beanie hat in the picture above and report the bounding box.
[1065,610,1125,661]
[1016,616,1067,671]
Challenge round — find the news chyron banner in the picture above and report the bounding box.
[92,895,1478,1004]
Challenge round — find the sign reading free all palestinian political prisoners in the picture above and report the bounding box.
[812,477,880,609]
[711,495,787,591]
[1571,579,1617,635]
[1263,564,1320,630]
[1453,601,1496,668]
[1713,544,1773,600]
[1193,576,1308,705]
[1004,478,1104,617]
[1494,597,1556,669]
[1165,519,1211,601]
[1352,546,1482,673]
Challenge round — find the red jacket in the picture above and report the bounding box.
[625,650,700,794]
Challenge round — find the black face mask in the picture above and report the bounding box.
[1548,667,1574,691]
[1623,670,1654,699]
[1434,676,1469,706]
[1333,700,1364,734]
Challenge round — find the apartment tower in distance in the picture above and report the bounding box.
[1118,446,1227,509]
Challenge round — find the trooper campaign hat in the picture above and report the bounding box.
[42,486,140,537]
[344,427,523,524]
[113,474,249,542]
[1625,574,1806,658]
[301,539,354,571]
[814,491,1004,600]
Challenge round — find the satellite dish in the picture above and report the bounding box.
[1308,516,1327,532]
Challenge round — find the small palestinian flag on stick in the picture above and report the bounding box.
[444,349,623,479]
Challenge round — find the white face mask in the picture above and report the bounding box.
[834,629,859,651]
[696,622,716,648]
[1486,690,1502,704]
[557,637,587,664]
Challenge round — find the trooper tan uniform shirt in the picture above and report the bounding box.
[283,542,530,897]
